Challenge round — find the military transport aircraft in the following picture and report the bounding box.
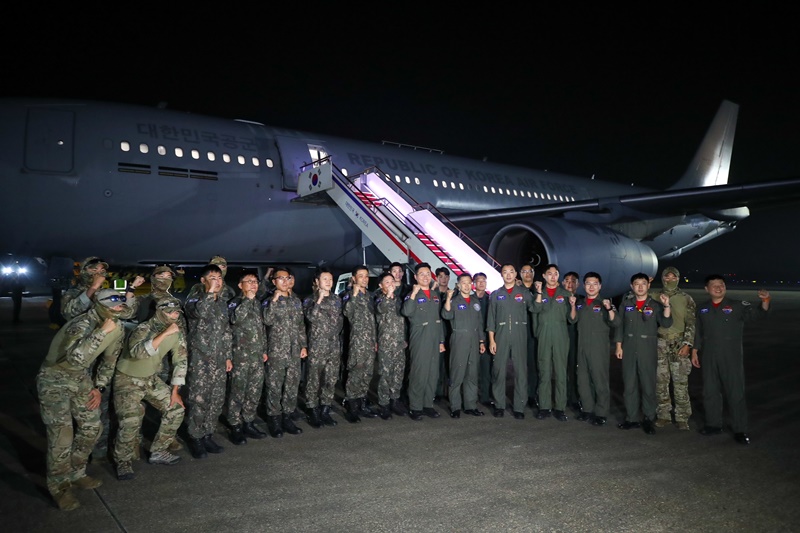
[1,98,798,296]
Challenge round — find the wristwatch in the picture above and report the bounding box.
[95,385,106,393]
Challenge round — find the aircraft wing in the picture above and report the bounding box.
[448,176,800,224]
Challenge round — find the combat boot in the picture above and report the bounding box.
[390,398,408,417]
[167,438,184,452]
[202,434,224,453]
[281,413,303,435]
[72,475,103,490]
[188,437,207,459]
[307,406,323,428]
[267,415,284,438]
[243,421,268,439]
[320,405,338,426]
[116,461,135,481]
[53,486,80,511]
[289,407,305,421]
[378,404,392,420]
[358,398,379,418]
[229,424,247,445]
[343,399,361,423]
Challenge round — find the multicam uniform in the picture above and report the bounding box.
[262,293,307,416]
[615,295,673,423]
[374,291,406,407]
[113,310,187,465]
[36,307,124,497]
[303,291,344,408]
[226,295,268,426]
[342,290,377,402]
[442,293,485,412]
[184,284,233,440]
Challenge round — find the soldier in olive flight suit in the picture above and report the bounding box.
[442,273,486,418]
[615,273,672,435]
[226,271,269,444]
[37,288,126,511]
[303,267,344,428]
[402,263,446,421]
[487,264,535,419]
[113,297,187,480]
[374,271,408,419]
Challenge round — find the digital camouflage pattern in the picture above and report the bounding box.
[227,295,268,425]
[303,292,344,407]
[262,293,307,416]
[342,291,377,401]
[375,292,406,406]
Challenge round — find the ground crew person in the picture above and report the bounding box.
[342,265,379,422]
[113,297,187,481]
[650,266,696,430]
[262,267,308,437]
[472,272,492,408]
[572,272,619,426]
[442,273,486,418]
[692,275,770,445]
[226,271,269,444]
[562,271,583,414]
[402,263,446,420]
[615,273,672,435]
[487,264,535,419]
[184,264,233,458]
[532,264,575,421]
[36,288,126,511]
[303,267,344,428]
[374,272,408,419]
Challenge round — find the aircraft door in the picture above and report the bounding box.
[24,108,75,173]
[274,135,329,191]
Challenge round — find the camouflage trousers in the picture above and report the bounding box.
[36,366,101,495]
[265,352,301,416]
[656,337,693,422]
[113,372,184,464]
[345,346,376,401]
[186,354,227,439]
[91,387,112,459]
[305,345,341,407]
[377,344,405,406]
[226,353,265,425]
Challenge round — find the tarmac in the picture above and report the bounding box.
[0,290,799,532]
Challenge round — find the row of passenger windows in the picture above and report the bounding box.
[120,141,275,168]
[120,140,576,203]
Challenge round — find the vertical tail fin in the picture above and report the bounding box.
[669,100,738,190]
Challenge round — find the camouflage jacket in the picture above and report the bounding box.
[303,292,344,349]
[184,284,233,363]
[228,295,269,359]
[262,293,307,356]
[117,314,188,385]
[62,284,139,321]
[343,290,377,347]
[374,291,406,350]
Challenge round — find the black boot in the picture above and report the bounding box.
[358,398,379,418]
[229,425,247,445]
[390,398,408,417]
[343,399,361,423]
[320,405,337,427]
[378,404,392,420]
[307,406,322,429]
[267,415,284,438]
[188,437,207,459]
[202,434,224,454]
[281,413,303,435]
[243,421,267,439]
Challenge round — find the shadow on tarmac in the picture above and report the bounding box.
[0,290,798,532]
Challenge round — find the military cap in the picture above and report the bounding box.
[662,266,680,279]
[209,255,227,266]
[156,297,183,312]
[152,265,176,277]
[81,256,109,271]
[95,288,126,307]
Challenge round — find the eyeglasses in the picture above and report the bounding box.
[100,294,126,303]
[242,279,260,284]
[274,276,294,281]
[520,269,533,274]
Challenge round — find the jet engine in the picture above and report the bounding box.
[488,219,658,296]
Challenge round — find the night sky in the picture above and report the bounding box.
[6,7,799,282]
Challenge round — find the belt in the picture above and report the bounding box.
[626,334,652,339]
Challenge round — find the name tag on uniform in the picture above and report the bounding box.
[625,306,635,312]
[457,304,467,310]
[497,295,506,300]
[700,307,709,314]
[417,298,426,303]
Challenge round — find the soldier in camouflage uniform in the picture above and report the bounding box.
[402,263,446,420]
[184,264,233,459]
[303,267,344,427]
[113,297,187,480]
[207,255,237,300]
[649,267,696,431]
[226,271,269,444]
[342,266,379,422]
[61,257,144,460]
[262,267,308,437]
[36,288,126,511]
[442,274,486,418]
[374,272,408,419]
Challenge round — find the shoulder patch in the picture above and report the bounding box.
[742,300,751,306]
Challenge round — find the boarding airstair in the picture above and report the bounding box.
[295,159,502,289]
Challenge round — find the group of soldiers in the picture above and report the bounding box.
[36,255,771,511]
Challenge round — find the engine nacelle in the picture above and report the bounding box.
[488,219,658,297]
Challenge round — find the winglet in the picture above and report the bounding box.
[669,100,738,190]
